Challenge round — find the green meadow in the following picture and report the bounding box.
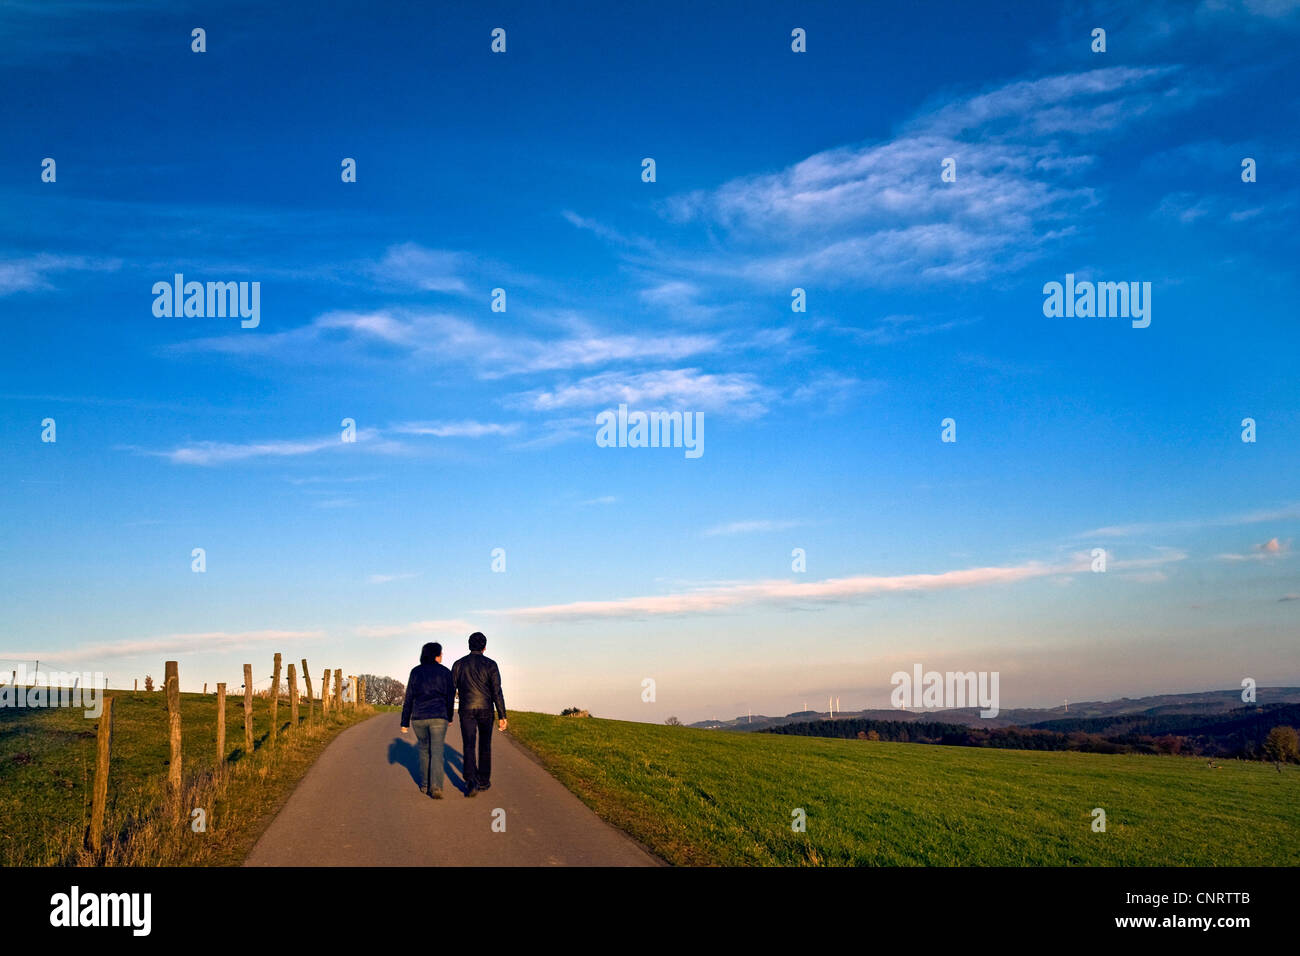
[508,712,1300,866]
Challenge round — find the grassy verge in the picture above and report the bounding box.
[1,690,381,866]
[508,711,1300,866]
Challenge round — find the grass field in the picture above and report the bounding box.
[508,712,1300,866]
[0,689,379,866]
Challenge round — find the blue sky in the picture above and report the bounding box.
[1,0,1297,722]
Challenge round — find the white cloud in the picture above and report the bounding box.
[509,368,773,417]
[366,243,469,293]
[654,67,1194,287]
[1079,504,1300,538]
[170,308,722,378]
[141,428,406,465]
[0,254,121,295]
[390,420,520,438]
[495,562,1058,622]
[490,547,1190,622]
[29,629,324,662]
[1218,537,1291,561]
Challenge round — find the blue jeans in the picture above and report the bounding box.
[410,718,449,793]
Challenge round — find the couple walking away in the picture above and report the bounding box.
[399,631,507,799]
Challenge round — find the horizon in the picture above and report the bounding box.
[2,0,1298,723]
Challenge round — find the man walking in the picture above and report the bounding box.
[451,632,507,797]
[400,642,455,799]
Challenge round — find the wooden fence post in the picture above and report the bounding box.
[203,682,208,695]
[165,661,181,820]
[269,653,282,746]
[243,664,254,753]
[320,665,329,717]
[288,664,299,729]
[334,669,343,712]
[216,682,226,771]
[134,678,138,696]
[301,659,314,723]
[358,677,366,710]
[87,695,114,855]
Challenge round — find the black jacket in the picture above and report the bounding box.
[401,646,455,725]
[451,652,506,718]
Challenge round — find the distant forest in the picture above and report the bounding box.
[760,703,1300,759]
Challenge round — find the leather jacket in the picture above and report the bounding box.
[451,652,507,718]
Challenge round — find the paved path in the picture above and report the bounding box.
[245,711,658,866]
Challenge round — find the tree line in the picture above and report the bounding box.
[761,703,1300,763]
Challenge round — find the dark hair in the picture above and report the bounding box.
[420,642,442,664]
[468,632,487,652]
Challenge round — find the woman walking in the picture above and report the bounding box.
[400,642,455,799]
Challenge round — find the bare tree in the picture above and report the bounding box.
[359,674,405,706]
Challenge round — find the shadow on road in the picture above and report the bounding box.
[387,735,468,793]
[444,744,467,794]
[387,737,422,785]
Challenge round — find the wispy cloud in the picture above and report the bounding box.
[1079,505,1300,538]
[508,368,773,417]
[830,314,979,346]
[492,547,1191,622]
[650,66,1193,287]
[367,572,420,584]
[137,428,407,466]
[495,562,1057,622]
[169,308,722,378]
[27,629,324,662]
[139,418,521,466]
[1218,537,1291,561]
[0,253,121,295]
[365,243,469,293]
[390,420,520,438]
[562,210,656,252]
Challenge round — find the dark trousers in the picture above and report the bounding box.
[459,710,494,788]
[410,717,448,793]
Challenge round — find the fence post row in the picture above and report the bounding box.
[77,658,361,859]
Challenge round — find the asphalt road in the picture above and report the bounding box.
[244,711,658,867]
